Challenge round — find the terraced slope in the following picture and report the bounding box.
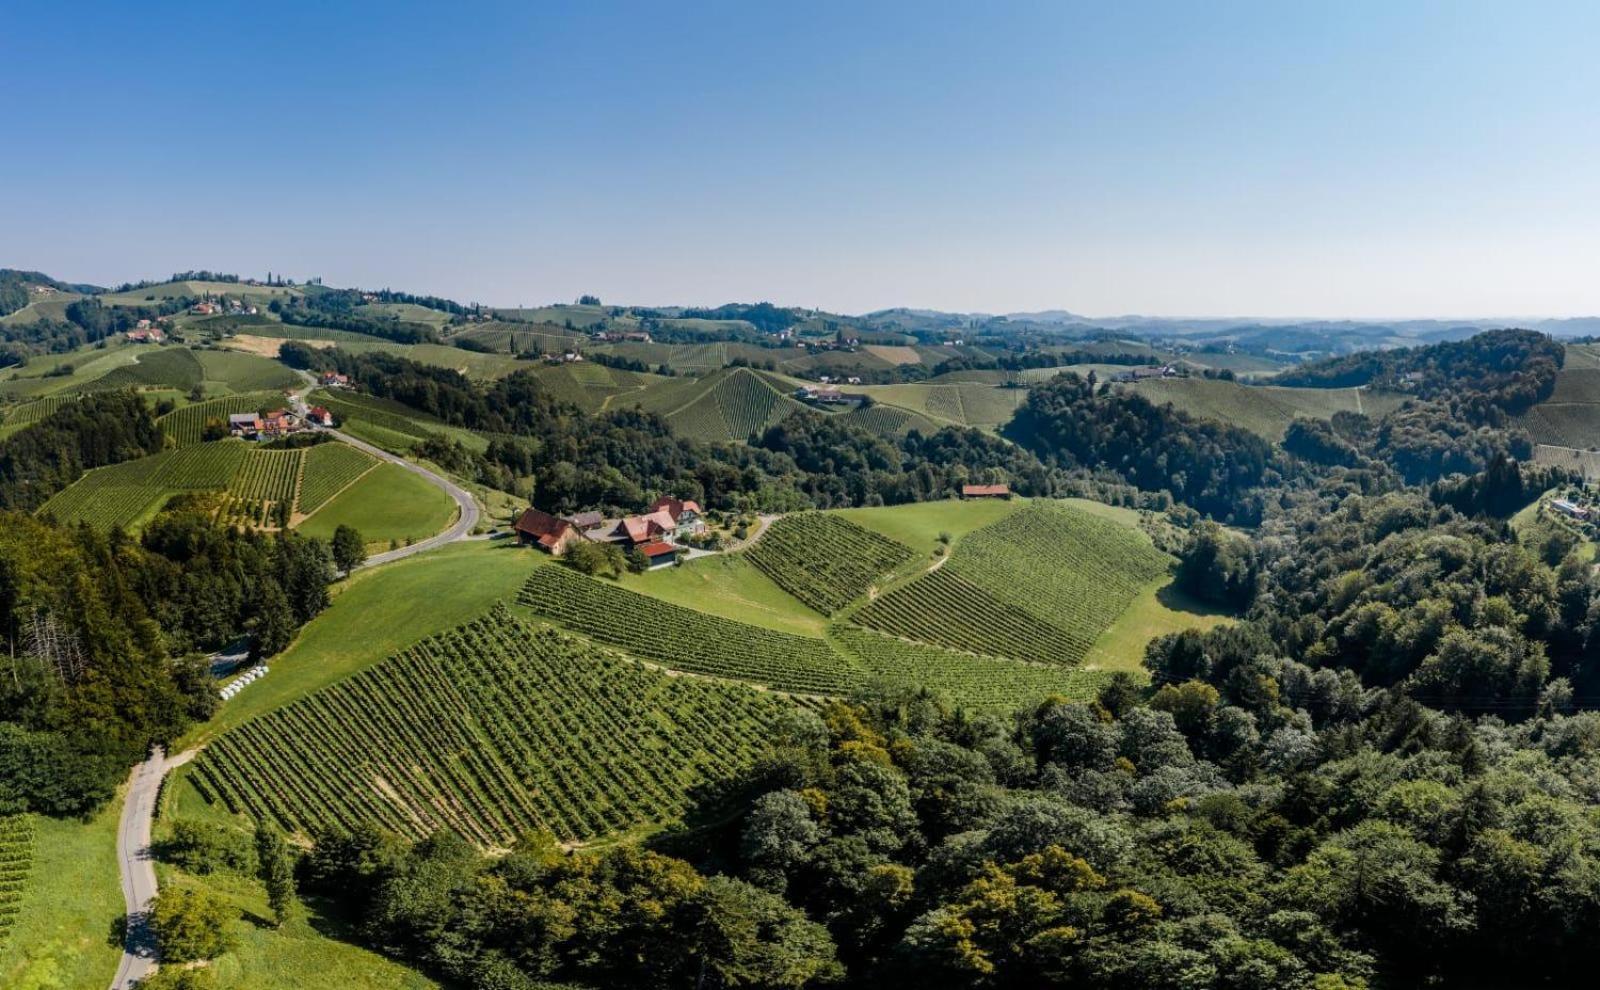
[746,513,915,613]
[189,612,796,845]
[853,503,1172,667]
[518,565,855,693]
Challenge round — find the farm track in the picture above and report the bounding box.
[111,372,480,989]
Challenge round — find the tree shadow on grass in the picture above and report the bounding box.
[1154,580,1238,619]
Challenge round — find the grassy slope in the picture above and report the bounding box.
[158,868,440,990]
[182,539,539,748]
[613,553,826,636]
[0,805,122,990]
[833,497,1024,552]
[296,462,458,550]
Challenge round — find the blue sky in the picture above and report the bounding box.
[5,1,1599,317]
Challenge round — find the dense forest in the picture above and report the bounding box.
[1004,374,1285,524]
[1273,329,1563,419]
[0,391,166,510]
[0,506,339,815]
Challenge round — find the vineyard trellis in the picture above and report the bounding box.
[189,611,797,844]
[0,815,35,949]
[853,504,1172,667]
[517,565,861,694]
[746,513,916,614]
[297,441,379,515]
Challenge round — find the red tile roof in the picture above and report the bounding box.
[639,541,677,557]
[649,496,702,520]
[514,508,575,549]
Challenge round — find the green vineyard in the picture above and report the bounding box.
[36,440,339,530]
[854,504,1172,666]
[297,441,378,515]
[0,814,34,949]
[746,513,916,613]
[158,392,280,446]
[828,625,1115,714]
[634,368,811,443]
[230,448,303,503]
[189,612,796,844]
[517,565,858,694]
[82,348,204,392]
[854,567,1087,665]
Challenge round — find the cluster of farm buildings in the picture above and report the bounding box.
[228,406,335,440]
[514,496,707,569]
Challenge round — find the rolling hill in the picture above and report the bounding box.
[1126,376,1408,440]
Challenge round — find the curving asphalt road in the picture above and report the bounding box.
[326,428,480,569]
[112,747,195,990]
[110,379,482,989]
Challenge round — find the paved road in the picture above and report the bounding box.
[328,428,481,569]
[111,747,195,990]
[110,376,481,988]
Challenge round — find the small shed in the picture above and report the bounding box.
[961,484,1012,500]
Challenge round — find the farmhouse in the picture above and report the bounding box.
[563,510,605,530]
[648,496,706,538]
[258,409,301,438]
[228,413,263,437]
[513,508,586,555]
[795,385,846,404]
[1115,365,1177,383]
[962,483,1012,500]
[125,327,166,343]
[318,372,351,388]
[307,406,336,427]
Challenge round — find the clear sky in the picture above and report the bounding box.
[5,1,1599,317]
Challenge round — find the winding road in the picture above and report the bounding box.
[110,380,482,989]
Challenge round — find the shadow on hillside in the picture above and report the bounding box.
[1154,580,1238,619]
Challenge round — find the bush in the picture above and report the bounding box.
[151,887,237,963]
[159,820,257,875]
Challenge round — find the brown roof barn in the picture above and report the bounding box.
[513,508,585,555]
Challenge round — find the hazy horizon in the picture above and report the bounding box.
[8,1,1600,318]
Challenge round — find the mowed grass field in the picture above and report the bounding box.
[297,462,457,550]
[184,540,541,747]
[0,804,122,990]
[1127,377,1407,439]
